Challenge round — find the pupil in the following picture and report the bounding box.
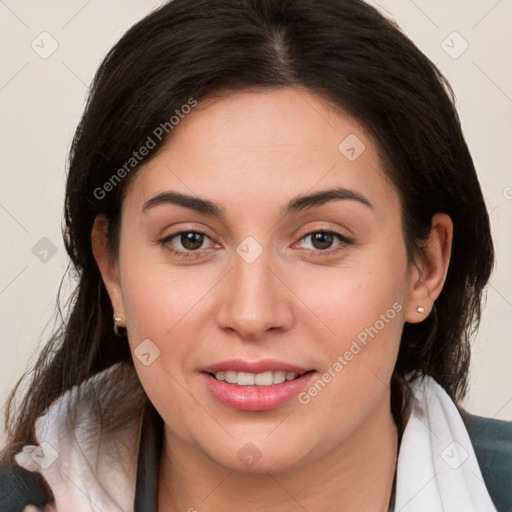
[181,232,203,250]
[312,232,333,250]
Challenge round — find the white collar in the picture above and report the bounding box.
[15,363,497,511]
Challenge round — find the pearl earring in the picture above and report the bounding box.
[416,306,426,314]
[113,316,126,336]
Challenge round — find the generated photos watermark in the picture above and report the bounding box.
[298,301,403,404]
[93,97,198,200]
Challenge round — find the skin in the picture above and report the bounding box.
[92,87,452,511]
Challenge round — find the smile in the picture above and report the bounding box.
[212,370,302,386]
[201,360,316,411]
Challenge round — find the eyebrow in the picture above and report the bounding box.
[142,186,374,218]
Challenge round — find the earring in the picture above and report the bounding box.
[113,316,126,336]
[416,306,426,314]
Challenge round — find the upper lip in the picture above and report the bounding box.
[201,359,312,375]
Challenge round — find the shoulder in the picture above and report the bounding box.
[0,463,53,511]
[0,362,147,511]
[458,407,512,512]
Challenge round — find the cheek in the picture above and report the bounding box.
[118,224,215,340]
[292,247,408,403]
[296,250,407,348]
[117,255,212,441]
[120,263,213,367]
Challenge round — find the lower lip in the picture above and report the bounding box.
[202,372,315,411]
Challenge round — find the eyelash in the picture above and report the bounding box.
[159,229,352,259]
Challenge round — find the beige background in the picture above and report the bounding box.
[1,0,511,430]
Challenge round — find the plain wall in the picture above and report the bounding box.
[1,0,511,442]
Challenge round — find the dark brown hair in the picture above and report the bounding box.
[3,0,493,460]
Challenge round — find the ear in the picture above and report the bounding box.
[91,214,125,322]
[405,213,453,323]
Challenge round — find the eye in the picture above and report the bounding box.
[297,230,352,255]
[160,230,216,258]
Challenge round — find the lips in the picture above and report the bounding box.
[201,359,316,411]
[201,358,310,375]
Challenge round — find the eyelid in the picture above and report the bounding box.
[293,229,353,254]
[293,220,353,242]
[160,230,218,251]
[298,228,352,243]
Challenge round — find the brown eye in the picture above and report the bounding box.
[297,230,352,256]
[160,231,216,257]
[179,232,205,250]
[310,232,335,250]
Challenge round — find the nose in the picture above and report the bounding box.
[215,247,295,340]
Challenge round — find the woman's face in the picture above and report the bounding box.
[103,88,423,472]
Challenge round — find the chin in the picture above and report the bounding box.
[197,433,316,475]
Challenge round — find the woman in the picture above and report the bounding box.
[1,0,510,510]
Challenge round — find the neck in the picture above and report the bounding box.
[158,392,398,512]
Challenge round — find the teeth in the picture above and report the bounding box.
[271,371,286,384]
[225,371,237,384]
[214,370,299,386]
[254,371,273,385]
[237,372,255,385]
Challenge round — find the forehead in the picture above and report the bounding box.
[124,87,398,220]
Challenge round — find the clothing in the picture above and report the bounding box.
[458,407,512,512]
[1,362,510,511]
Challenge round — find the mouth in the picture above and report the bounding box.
[200,359,316,411]
[207,369,313,386]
